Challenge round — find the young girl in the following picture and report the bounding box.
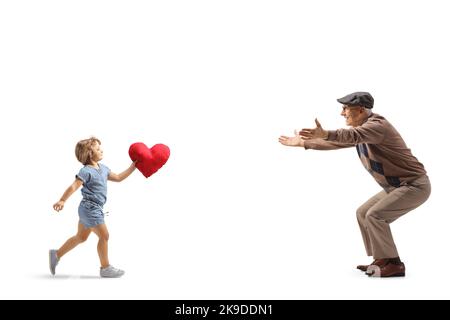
[50,137,136,278]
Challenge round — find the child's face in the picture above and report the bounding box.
[91,142,103,162]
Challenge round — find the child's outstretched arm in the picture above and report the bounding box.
[108,162,136,182]
[53,179,83,212]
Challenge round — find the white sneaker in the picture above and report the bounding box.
[49,249,59,275]
[100,265,125,278]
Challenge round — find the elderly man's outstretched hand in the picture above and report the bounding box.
[278,130,305,147]
[299,118,329,140]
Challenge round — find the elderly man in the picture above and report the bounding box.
[279,92,431,277]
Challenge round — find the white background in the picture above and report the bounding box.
[1,0,449,299]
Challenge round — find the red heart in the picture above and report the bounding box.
[129,143,170,178]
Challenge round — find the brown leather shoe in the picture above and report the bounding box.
[356,259,389,272]
[366,262,405,277]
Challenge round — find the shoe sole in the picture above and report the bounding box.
[367,272,405,277]
[100,274,125,278]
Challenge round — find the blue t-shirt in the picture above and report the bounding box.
[76,163,111,207]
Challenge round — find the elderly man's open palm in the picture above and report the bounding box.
[278,130,305,147]
[299,118,328,140]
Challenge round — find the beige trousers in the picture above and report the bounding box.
[356,175,431,259]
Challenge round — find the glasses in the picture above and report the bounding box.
[342,105,362,111]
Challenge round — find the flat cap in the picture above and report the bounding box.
[337,92,374,109]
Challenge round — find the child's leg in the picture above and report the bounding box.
[92,223,110,268]
[57,222,91,259]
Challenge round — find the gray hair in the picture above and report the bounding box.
[364,108,373,117]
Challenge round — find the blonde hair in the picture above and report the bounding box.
[75,137,101,165]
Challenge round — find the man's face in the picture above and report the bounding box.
[340,105,365,127]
